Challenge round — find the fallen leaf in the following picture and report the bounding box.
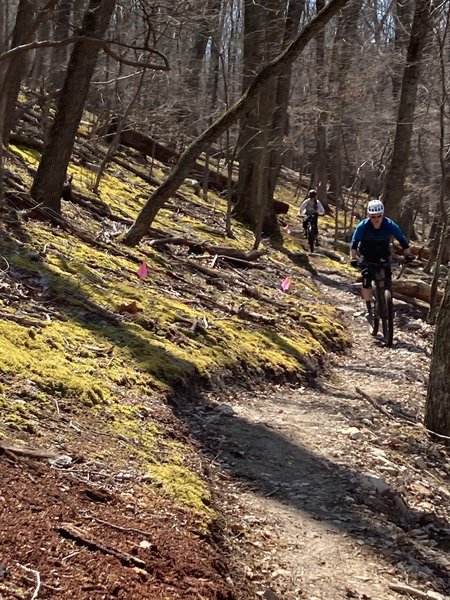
[118,301,140,314]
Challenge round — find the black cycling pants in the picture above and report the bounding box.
[361,264,392,289]
[303,214,319,235]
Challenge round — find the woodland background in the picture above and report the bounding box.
[0,2,450,598]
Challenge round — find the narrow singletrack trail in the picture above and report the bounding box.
[185,266,449,600]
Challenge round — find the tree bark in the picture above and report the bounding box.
[123,0,351,246]
[30,0,117,214]
[49,0,72,89]
[313,0,328,207]
[235,0,285,239]
[382,0,431,227]
[1,0,36,141]
[391,0,413,101]
[425,271,450,440]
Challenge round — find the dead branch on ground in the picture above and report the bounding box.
[0,311,48,327]
[58,523,147,569]
[355,387,392,418]
[16,564,40,600]
[0,441,58,459]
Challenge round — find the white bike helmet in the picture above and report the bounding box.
[308,189,317,196]
[367,199,384,215]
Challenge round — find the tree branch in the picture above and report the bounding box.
[0,36,170,71]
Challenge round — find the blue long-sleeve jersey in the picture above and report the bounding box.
[351,217,409,261]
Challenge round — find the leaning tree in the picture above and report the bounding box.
[425,270,450,441]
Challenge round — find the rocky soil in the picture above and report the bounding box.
[182,259,450,600]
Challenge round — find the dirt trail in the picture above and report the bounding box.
[185,265,450,600]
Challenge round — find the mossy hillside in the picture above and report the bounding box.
[3,145,349,391]
[2,140,349,520]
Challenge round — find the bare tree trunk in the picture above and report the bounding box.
[425,270,450,440]
[93,70,146,194]
[313,0,328,208]
[31,0,117,214]
[235,0,272,231]
[267,0,305,201]
[0,0,60,204]
[177,0,221,134]
[382,0,431,226]
[391,0,413,100]
[328,0,362,238]
[1,0,36,140]
[122,0,351,246]
[49,0,72,89]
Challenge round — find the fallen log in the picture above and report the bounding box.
[148,235,267,262]
[391,279,443,305]
[0,441,58,459]
[106,123,290,213]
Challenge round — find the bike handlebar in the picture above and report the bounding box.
[355,257,413,268]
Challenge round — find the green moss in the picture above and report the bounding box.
[147,463,214,517]
[0,395,38,432]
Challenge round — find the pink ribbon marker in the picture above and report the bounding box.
[281,277,291,292]
[137,262,148,279]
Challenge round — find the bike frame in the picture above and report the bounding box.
[359,258,405,347]
[304,214,318,253]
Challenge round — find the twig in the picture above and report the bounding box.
[355,387,392,417]
[422,427,450,441]
[58,523,147,569]
[84,514,151,538]
[387,582,439,599]
[68,420,82,433]
[0,311,48,328]
[17,564,40,600]
[0,255,10,272]
[52,397,60,417]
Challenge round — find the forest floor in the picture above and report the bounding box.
[2,245,448,600]
[183,252,450,600]
[1,119,449,599]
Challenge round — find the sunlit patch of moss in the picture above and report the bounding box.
[107,403,159,454]
[9,144,41,167]
[299,307,350,348]
[0,395,38,432]
[0,319,114,407]
[97,171,149,218]
[147,463,214,518]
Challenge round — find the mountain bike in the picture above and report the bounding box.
[303,214,318,253]
[359,258,410,348]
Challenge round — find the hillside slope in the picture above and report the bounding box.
[0,120,349,598]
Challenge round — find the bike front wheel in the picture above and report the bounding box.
[307,224,315,253]
[381,289,394,347]
[370,287,381,336]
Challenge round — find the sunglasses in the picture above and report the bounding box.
[370,215,383,220]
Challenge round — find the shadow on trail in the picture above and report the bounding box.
[334,362,409,382]
[392,339,430,355]
[173,393,449,594]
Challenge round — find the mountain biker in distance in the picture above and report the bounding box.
[298,189,326,246]
[349,199,414,318]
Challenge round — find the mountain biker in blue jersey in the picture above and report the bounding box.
[350,200,414,318]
